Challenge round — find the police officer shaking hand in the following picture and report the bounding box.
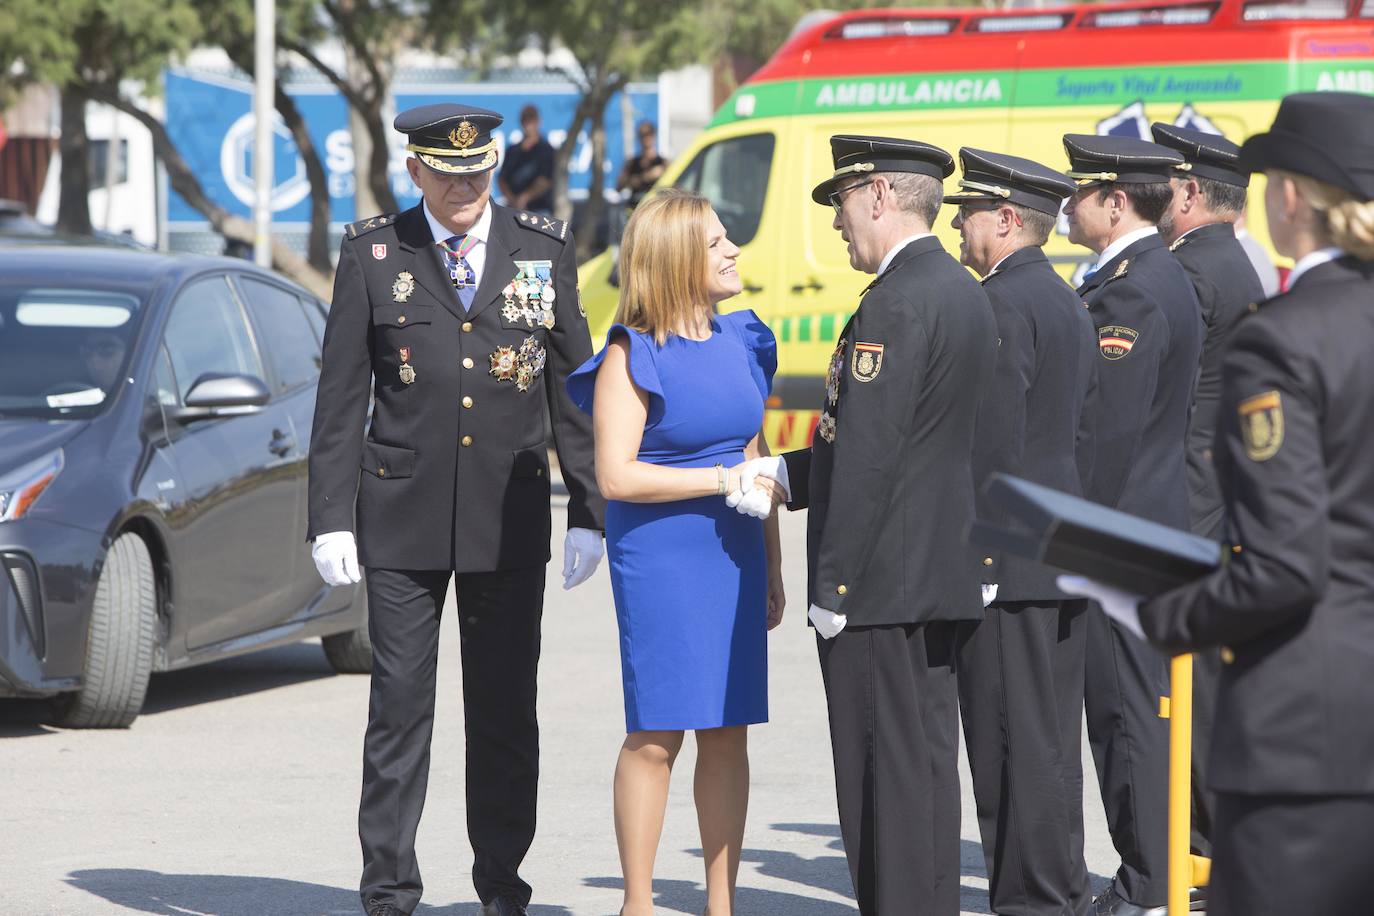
[307,103,606,916]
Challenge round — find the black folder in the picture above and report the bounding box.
[972,473,1225,597]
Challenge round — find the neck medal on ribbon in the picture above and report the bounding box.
[502,260,556,329]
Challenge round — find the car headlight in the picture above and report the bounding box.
[0,449,65,523]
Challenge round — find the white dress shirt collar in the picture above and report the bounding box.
[877,233,934,277]
[423,198,492,245]
[1287,246,1345,290]
[1096,225,1158,270]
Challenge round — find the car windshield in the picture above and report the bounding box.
[0,282,147,419]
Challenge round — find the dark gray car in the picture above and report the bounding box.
[0,244,370,727]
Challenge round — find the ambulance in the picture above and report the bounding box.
[578,0,1374,449]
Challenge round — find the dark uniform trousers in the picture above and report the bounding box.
[783,236,996,916]
[360,566,545,912]
[1169,221,1265,860]
[307,202,605,914]
[960,246,1100,916]
[1139,255,1374,916]
[1079,233,1202,907]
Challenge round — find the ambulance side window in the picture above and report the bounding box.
[675,133,775,247]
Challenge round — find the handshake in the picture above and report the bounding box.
[724,456,791,519]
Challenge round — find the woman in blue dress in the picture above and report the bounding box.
[567,189,785,916]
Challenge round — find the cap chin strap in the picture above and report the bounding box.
[830,162,876,179]
[959,179,1011,198]
[1068,170,1118,185]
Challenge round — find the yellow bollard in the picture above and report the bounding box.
[1163,652,1209,916]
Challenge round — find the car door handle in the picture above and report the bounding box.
[269,430,297,457]
[790,278,825,293]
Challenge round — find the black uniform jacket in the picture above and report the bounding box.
[1171,221,1265,539]
[1140,256,1374,795]
[972,245,1099,601]
[1079,232,1202,529]
[783,236,997,625]
[307,203,605,572]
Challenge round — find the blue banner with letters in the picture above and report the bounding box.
[163,69,659,224]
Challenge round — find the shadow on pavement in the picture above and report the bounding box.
[585,876,855,916]
[0,697,60,737]
[141,641,342,716]
[65,869,571,916]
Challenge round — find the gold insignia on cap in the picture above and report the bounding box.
[851,341,884,382]
[450,120,478,150]
[1239,390,1283,461]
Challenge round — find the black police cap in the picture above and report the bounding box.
[1238,92,1374,201]
[811,135,954,205]
[1062,134,1184,188]
[1150,123,1247,188]
[394,103,503,176]
[944,148,1074,216]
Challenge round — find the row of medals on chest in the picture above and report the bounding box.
[389,268,548,392]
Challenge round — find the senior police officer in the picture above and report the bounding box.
[307,104,606,916]
[1065,90,1374,916]
[946,149,1098,916]
[1062,134,1203,916]
[1151,121,1267,876]
[741,135,996,915]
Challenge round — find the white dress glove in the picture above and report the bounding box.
[562,527,605,590]
[1057,574,1145,641]
[728,455,791,518]
[808,603,848,639]
[312,530,362,586]
[982,583,998,607]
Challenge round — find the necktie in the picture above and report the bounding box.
[440,235,479,311]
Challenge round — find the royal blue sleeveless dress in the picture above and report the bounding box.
[567,310,777,732]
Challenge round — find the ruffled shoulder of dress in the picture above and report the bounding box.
[719,309,777,398]
[566,323,666,424]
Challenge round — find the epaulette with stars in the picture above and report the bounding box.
[345,213,396,238]
[515,211,569,243]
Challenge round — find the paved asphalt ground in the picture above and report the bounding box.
[3,497,1121,915]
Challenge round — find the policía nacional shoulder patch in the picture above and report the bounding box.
[1238,390,1284,461]
[851,341,884,382]
[1098,325,1139,360]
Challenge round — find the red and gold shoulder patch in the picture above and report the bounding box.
[1098,325,1139,360]
[852,341,884,382]
[1238,390,1283,461]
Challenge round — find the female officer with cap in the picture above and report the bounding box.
[1063,91,1374,916]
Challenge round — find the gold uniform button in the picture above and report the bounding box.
[462,322,473,332]
[983,557,994,567]
[1221,647,1235,664]
[377,467,386,477]
[462,396,473,408]
[836,585,847,596]
[1232,544,1243,554]
[461,435,473,447]
[397,315,407,324]
[462,357,474,369]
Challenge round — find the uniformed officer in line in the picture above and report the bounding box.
[1064,90,1374,916]
[945,149,1098,916]
[741,135,996,915]
[307,104,606,916]
[1061,134,1203,916]
[1150,121,1266,878]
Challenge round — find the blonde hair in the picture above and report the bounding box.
[614,188,712,344]
[1282,170,1374,261]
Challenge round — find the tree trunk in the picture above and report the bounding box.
[580,106,609,263]
[551,92,598,225]
[274,85,334,274]
[80,84,333,299]
[365,99,399,215]
[57,84,93,236]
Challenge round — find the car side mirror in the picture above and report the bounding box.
[171,373,271,423]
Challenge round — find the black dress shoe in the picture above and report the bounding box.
[479,898,529,916]
[365,899,406,916]
[1092,886,1167,916]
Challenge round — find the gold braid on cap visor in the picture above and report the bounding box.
[1067,170,1119,185]
[955,179,1011,198]
[409,142,498,174]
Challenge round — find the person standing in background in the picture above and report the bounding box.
[616,121,668,211]
[499,104,555,216]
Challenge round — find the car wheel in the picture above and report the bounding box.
[322,618,372,674]
[53,532,156,728]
